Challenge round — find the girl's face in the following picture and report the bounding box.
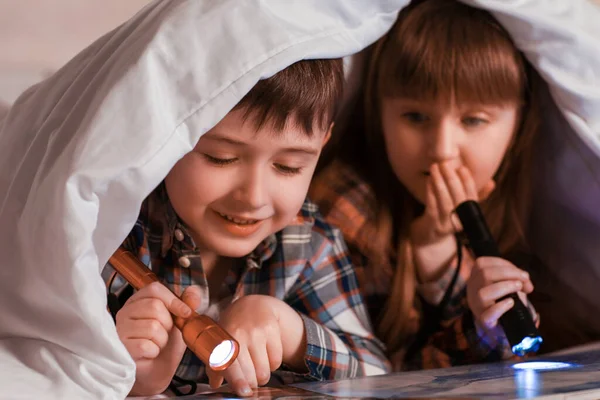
[380,96,520,203]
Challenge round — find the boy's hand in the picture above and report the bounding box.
[410,162,494,282]
[207,295,306,398]
[467,257,534,331]
[115,282,197,396]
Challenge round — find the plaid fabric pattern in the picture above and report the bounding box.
[310,161,539,371]
[104,183,391,386]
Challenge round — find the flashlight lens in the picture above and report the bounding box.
[512,336,543,356]
[209,340,236,368]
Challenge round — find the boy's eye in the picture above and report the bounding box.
[463,117,488,127]
[274,163,302,176]
[402,112,429,123]
[203,154,237,165]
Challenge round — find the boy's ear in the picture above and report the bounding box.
[322,122,334,146]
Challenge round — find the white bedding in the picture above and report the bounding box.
[0,1,406,398]
[0,0,598,399]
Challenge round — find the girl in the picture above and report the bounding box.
[310,0,542,370]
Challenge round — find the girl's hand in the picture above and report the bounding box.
[410,162,494,246]
[410,162,494,282]
[467,256,534,330]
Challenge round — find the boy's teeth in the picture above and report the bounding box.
[219,213,257,225]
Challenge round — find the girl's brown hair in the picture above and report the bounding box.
[317,0,542,352]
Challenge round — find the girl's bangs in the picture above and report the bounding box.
[377,0,526,107]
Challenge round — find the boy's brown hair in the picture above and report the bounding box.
[234,58,344,135]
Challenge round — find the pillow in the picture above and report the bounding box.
[0,0,406,398]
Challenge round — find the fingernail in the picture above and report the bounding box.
[240,386,252,396]
[521,272,529,280]
[515,281,522,290]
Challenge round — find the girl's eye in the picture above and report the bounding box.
[274,164,302,176]
[402,112,429,123]
[463,117,488,127]
[203,154,237,165]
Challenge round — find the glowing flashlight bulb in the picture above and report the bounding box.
[210,340,237,369]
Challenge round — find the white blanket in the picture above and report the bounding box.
[0,0,598,399]
[0,1,406,398]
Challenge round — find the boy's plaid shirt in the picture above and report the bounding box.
[310,161,540,371]
[103,183,391,386]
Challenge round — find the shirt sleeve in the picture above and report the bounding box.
[281,224,391,382]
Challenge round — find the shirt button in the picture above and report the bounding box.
[174,229,185,241]
[178,256,191,268]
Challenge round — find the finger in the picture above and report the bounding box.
[516,291,531,306]
[118,319,169,350]
[248,340,272,386]
[237,346,258,389]
[181,285,203,312]
[479,298,514,329]
[430,163,455,219]
[478,180,496,201]
[117,297,174,332]
[450,212,463,233]
[266,336,283,373]
[424,178,439,218]
[206,369,224,389]
[478,280,523,306]
[522,279,534,294]
[475,257,530,283]
[129,281,191,318]
[123,338,160,360]
[439,162,468,205]
[222,359,253,397]
[457,166,478,201]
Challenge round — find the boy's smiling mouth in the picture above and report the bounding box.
[213,210,266,238]
[217,212,260,226]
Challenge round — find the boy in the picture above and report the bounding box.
[103,58,391,397]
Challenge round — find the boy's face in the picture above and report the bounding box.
[165,108,331,258]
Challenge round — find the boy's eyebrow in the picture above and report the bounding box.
[202,134,245,146]
[203,133,320,155]
[279,146,320,156]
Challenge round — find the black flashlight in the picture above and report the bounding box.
[455,200,542,356]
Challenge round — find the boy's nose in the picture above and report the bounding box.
[233,169,268,210]
[428,120,460,162]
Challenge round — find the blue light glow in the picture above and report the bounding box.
[512,361,578,371]
[512,336,543,356]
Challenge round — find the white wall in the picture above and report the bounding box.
[0,0,149,104]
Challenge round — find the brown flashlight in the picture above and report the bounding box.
[109,247,240,371]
